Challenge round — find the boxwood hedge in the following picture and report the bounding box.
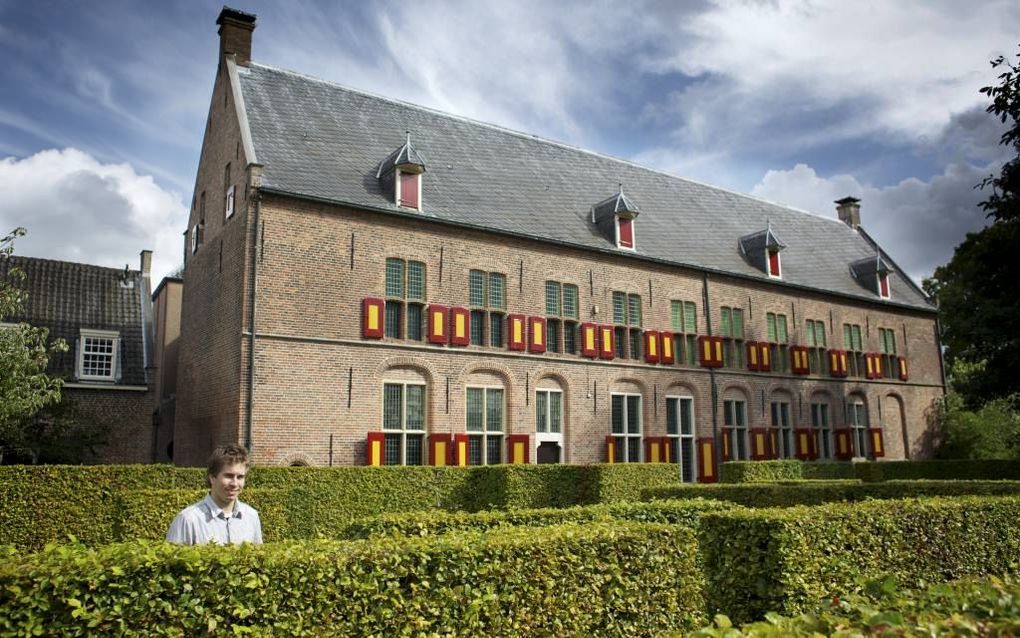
[341,498,738,539]
[644,479,1020,507]
[719,458,1020,483]
[0,463,683,550]
[719,460,855,483]
[698,496,1020,624]
[0,522,706,637]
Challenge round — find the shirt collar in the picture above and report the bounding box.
[203,493,243,520]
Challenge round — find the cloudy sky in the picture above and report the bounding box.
[0,0,1016,283]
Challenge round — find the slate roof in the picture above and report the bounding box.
[237,62,934,312]
[0,256,149,386]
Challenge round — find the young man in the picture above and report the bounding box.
[166,445,263,545]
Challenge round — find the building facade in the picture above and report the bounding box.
[173,8,945,477]
[0,253,156,463]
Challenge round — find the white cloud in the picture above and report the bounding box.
[751,161,995,283]
[0,148,186,281]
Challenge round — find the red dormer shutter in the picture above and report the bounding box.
[580,323,598,358]
[618,218,633,248]
[528,316,547,353]
[644,330,660,363]
[768,250,781,277]
[399,171,419,209]
[879,274,890,298]
[599,325,615,359]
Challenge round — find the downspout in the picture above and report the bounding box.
[702,272,720,475]
[245,189,261,451]
[934,315,948,398]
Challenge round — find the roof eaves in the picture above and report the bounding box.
[228,56,258,165]
[257,186,938,315]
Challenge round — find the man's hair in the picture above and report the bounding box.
[205,445,250,486]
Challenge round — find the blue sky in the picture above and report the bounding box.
[0,0,1017,282]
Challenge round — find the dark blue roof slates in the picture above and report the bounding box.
[0,256,147,385]
[237,63,933,311]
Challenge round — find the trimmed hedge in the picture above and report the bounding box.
[644,479,1020,507]
[720,460,855,483]
[341,498,738,539]
[720,458,1020,483]
[0,463,683,550]
[854,458,1020,482]
[698,496,1020,624]
[0,522,706,637]
[683,573,1020,637]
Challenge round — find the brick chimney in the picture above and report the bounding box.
[835,196,861,229]
[139,249,152,277]
[217,7,257,67]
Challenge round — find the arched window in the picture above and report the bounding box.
[535,377,566,464]
[722,388,749,461]
[665,387,696,482]
[847,395,869,458]
[610,380,643,463]
[810,392,833,460]
[381,367,428,465]
[465,371,507,465]
[769,390,794,459]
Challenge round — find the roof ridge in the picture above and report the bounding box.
[7,254,141,275]
[246,62,841,226]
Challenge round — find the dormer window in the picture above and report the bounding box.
[592,185,640,251]
[377,132,427,212]
[77,329,120,382]
[739,223,786,279]
[850,253,892,300]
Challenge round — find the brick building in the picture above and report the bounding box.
[1,253,156,463]
[173,7,945,477]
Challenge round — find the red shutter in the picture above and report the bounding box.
[644,438,661,463]
[618,218,633,248]
[528,316,547,353]
[427,305,449,344]
[768,429,779,460]
[507,314,526,351]
[828,349,848,377]
[660,332,675,364]
[366,432,385,466]
[746,341,760,371]
[721,429,732,462]
[454,433,470,466]
[605,435,618,463]
[768,250,781,277]
[869,428,885,458]
[750,428,770,460]
[399,171,419,208]
[599,325,615,359]
[362,297,385,339]
[794,428,813,460]
[580,322,598,358]
[507,434,530,464]
[759,342,772,372]
[660,437,672,463]
[791,346,810,375]
[898,356,909,381]
[879,274,890,298]
[834,428,853,459]
[697,438,717,483]
[698,335,723,368]
[644,330,660,363]
[449,307,470,346]
[429,433,452,466]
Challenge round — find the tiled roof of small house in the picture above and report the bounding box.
[236,62,933,311]
[0,256,149,385]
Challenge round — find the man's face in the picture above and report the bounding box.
[208,462,247,509]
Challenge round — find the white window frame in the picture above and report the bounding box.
[395,168,423,211]
[610,392,642,462]
[811,401,832,460]
[614,216,636,251]
[770,400,793,458]
[224,184,235,220]
[381,381,427,466]
[535,388,563,443]
[848,399,869,458]
[666,395,697,483]
[465,385,504,465]
[77,329,120,382]
[190,224,199,254]
[723,398,748,460]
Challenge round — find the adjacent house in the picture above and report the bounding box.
[173,7,945,477]
[0,252,156,463]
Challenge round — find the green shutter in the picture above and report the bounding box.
[613,292,626,324]
[489,273,506,309]
[466,388,484,431]
[545,281,561,316]
[628,294,642,326]
[815,321,826,348]
[778,315,788,343]
[671,301,682,331]
[563,285,578,319]
[407,261,425,301]
[843,324,853,349]
[732,309,744,340]
[767,313,777,342]
[720,307,731,338]
[806,320,816,347]
[684,301,697,333]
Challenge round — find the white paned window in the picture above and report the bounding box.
[77,329,119,381]
[382,382,426,465]
[666,395,696,482]
[848,399,869,458]
[466,386,504,464]
[610,393,642,462]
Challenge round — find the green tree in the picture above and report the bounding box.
[0,227,68,460]
[925,46,1020,406]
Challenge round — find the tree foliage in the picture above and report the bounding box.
[925,46,1020,407]
[0,227,68,459]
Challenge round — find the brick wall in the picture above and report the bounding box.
[64,387,155,464]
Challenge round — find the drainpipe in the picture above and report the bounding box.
[702,272,720,475]
[245,189,262,452]
[934,315,948,399]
